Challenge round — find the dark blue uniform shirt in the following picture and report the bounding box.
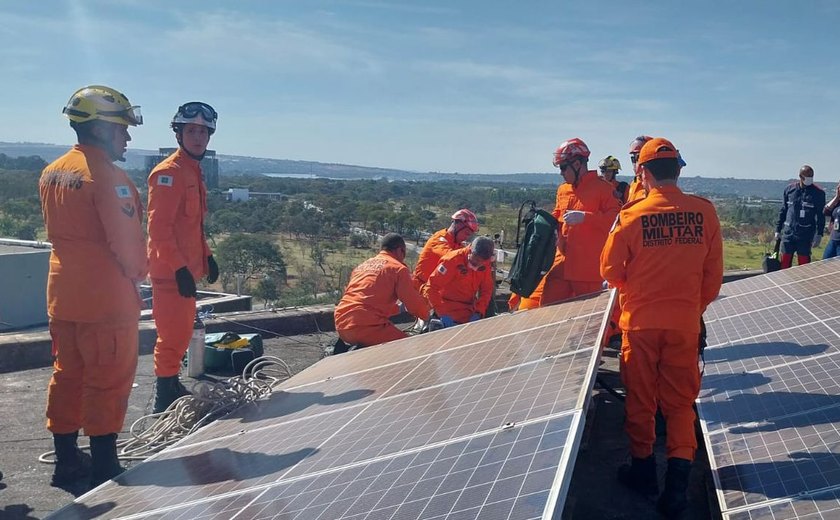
[776,182,826,241]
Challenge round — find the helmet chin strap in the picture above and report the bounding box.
[571,162,583,186]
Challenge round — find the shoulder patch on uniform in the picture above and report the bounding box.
[437,264,447,274]
[157,175,173,187]
[114,185,132,198]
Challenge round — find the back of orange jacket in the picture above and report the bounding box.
[553,170,621,282]
[424,247,494,323]
[600,185,723,334]
[147,148,210,280]
[335,251,430,331]
[412,228,459,289]
[39,145,147,323]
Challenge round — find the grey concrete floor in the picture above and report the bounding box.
[0,332,331,520]
[0,329,720,520]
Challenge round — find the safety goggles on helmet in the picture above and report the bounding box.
[179,102,217,122]
[172,101,217,130]
[62,85,143,126]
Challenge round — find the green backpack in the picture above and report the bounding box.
[508,201,559,298]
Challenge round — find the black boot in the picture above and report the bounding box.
[617,454,658,496]
[153,375,192,413]
[89,433,124,488]
[50,431,91,487]
[658,458,692,519]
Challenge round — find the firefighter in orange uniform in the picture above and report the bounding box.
[626,135,653,203]
[521,138,620,308]
[600,137,722,518]
[41,85,147,488]
[424,236,495,326]
[598,156,629,204]
[412,209,479,289]
[147,102,219,413]
[335,233,430,348]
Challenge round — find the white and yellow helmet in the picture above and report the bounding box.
[62,85,142,126]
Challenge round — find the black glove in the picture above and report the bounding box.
[175,266,197,298]
[207,255,219,284]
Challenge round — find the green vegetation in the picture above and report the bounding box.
[0,156,826,304]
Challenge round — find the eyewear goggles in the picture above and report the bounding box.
[558,162,575,172]
[630,153,639,164]
[177,102,217,123]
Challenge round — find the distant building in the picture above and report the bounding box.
[225,188,288,202]
[0,239,50,331]
[144,148,220,189]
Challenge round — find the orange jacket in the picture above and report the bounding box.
[627,178,646,202]
[424,247,494,323]
[600,185,723,334]
[334,251,430,332]
[39,145,147,323]
[553,170,621,282]
[412,228,459,288]
[147,148,211,281]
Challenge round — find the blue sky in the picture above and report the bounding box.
[0,1,838,180]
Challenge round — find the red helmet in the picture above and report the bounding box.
[451,209,479,232]
[553,138,591,167]
[629,135,653,154]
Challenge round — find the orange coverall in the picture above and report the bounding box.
[412,228,459,289]
[334,251,430,347]
[40,145,147,436]
[147,148,211,377]
[627,177,646,203]
[424,247,494,324]
[600,185,723,461]
[525,170,619,308]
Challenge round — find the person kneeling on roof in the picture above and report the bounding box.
[334,233,431,348]
[423,236,495,327]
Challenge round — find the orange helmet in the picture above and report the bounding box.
[553,138,591,167]
[451,209,479,232]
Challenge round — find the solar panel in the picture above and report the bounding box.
[698,258,840,518]
[48,291,612,519]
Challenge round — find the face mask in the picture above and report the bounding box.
[802,177,814,186]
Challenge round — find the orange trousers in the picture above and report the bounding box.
[46,319,139,436]
[152,279,196,377]
[338,322,407,348]
[620,329,701,461]
[520,261,602,309]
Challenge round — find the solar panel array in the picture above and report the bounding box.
[49,291,612,520]
[697,259,840,519]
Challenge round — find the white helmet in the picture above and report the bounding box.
[171,101,217,134]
